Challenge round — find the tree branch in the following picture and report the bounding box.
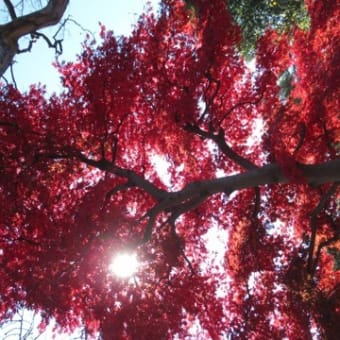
[0,0,69,76]
[139,159,339,243]
[188,160,340,198]
[3,0,17,20]
[17,31,63,55]
[184,123,258,170]
[35,150,168,202]
[36,148,340,246]
[2,0,69,40]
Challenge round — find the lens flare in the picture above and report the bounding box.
[109,253,138,278]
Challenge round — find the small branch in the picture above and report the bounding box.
[35,149,168,201]
[15,236,40,246]
[184,123,258,170]
[3,0,17,20]
[253,187,260,219]
[0,74,9,85]
[141,209,158,243]
[199,69,221,122]
[9,62,17,88]
[17,39,34,53]
[307,182,339,274]
[293,123,306,156]
[169,218,195,276]
[32,31,63,54]
[17,31,63,55]
[218,94,263,125]
[104,182,133,203]
[56,16,95,41]
[17,15,94,57]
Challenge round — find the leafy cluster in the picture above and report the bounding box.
[0,0,339,339]
[228,0,309,57]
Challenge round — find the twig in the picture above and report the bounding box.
[293,123,306,156]
[184,123,258,170]
[217,94,263,125]
[253,187,260,219]
[56,16,95,41]
[1,74,9,85]
[9,63,17,88]
[169,218,195,276]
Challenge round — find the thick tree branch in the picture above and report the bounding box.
[35,149,340,202]
[142,159,339,242]
[184,123,261,218]
[179,160,340,199]
[35,150,168,202]
[37,148,340,244]
[1,0,69,40]
[0,0,69,76]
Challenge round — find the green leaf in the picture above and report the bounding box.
[327,247,340,271]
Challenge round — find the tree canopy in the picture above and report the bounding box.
[228,0,310,57]
[0,0,339,339]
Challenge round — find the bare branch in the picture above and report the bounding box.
[31,31,63,54]
[218,95,263,125]
[0,0,69,76]
[184,123,258,170]
[293,123,306,156]
[17,15,94,56]
[169,218,195,276]
[35,150,168,201]
[253,186,260,219]
[0,73,9,85]
[3,0,17,20]
[9,61,17,88]
[57,16,95,41]
[2,0,69,40]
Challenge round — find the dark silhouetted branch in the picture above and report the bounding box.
[0,0,69,76]
[3,0,17,20]
[185,123,258,170]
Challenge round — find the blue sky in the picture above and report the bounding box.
[3,0,160,93]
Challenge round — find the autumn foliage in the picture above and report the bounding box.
[0,0,339,339]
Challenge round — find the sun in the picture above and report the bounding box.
[109,253,139,278]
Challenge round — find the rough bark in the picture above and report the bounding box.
[0,0,69,77]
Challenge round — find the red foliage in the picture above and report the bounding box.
[0,0,339,338]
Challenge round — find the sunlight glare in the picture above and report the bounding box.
[109,253,138,278]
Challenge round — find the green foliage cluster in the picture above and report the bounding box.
[228,0,310,58]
